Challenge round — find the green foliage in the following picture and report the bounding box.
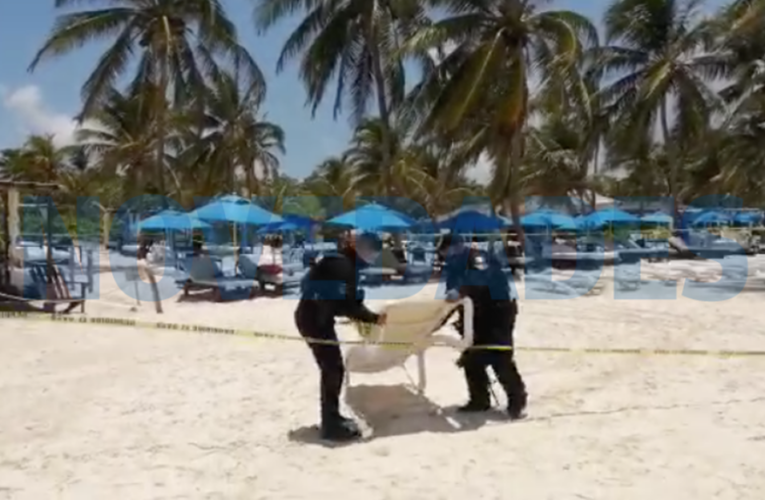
[10,0,765,236]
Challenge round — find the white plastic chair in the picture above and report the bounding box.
[344,297,474,395]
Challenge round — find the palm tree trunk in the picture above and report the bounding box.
[507,131,526,252]
[660,98,678,220]
[366,21,394,197]
[156,60,169,201]
[102,210,111,249]
[593,141,600,175]
[245,165,254,198]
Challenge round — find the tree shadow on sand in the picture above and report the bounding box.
[287,384,512,448]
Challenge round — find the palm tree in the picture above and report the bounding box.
[707,109,765,205]
[76,87,160,199]
[0,148,27,181]
[259,174,306,213]
[255,0,426,195]
[344,118,409,195]
[710,0,765,109]
[0,135,98,211]
[30,0,264,196]
[304,156,360,211]
[402,0,597,236]
[8,135,72,185]
[597,0,721,215]
[522,117,593,202]
[201,71,286,196]
[400,157,482,217]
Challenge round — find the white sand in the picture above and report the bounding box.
[2,261,765,499]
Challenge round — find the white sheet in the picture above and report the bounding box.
[345,298,473,374]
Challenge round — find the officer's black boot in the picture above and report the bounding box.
[457,400,491,412]
[507,391,527,420]
[320,415,362,441]
[503,364,527,420]
[490,354,527,420]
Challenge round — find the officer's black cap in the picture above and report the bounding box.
[437,233,464,252]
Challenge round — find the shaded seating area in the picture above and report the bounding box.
[1,179,89,313]
[359,247,433,286]
[237,252,305,294]
[176,253,256,301]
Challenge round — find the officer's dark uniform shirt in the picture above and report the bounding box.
[299,249,379,326]
[444,248,516,345]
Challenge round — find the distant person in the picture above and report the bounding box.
[192,239,203,256]
[137,238,152,261]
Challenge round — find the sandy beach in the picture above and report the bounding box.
[2,261,765,499]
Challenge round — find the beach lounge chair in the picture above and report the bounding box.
[358,247,430,286]
[411,246,426,263]
[28,263,86,313]
[177,254,255,301]
[238,254,259,280]
[344,297,474,395]
[238,253,304,294]
[359,267,398,286]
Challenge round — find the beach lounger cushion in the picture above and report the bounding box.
[177,255,256,300]
[238,255,259,279]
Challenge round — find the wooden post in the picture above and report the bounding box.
[86,249,93,293]
[137,258,163,314]
[69,246,75,284]
[1,190,10,287]
[102,210,111,249]
[7,188,20,278]
[233,223,239,271]
[44,197,55,313]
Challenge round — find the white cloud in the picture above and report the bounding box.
[1,84,81,146]
[465,154,492,185]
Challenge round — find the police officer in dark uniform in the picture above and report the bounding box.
[437,234,527,419]
[295,231,387,441]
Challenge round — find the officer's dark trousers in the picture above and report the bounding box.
[462,349,526,407]
[462,304,526,407]
[295,303,345,423]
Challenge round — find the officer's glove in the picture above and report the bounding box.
[445,289,461,303]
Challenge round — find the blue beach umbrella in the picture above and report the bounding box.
[137,210,210,231]
[641,211,673,225]
[325,203,412,231]
[521,209,578,230]
[282,214,315,228]
[437,209,511,233]
[582,208,640,229]
[191,197,283,226]
[691,210,730,226]
[733,211,762,225]
[257,221,301,234]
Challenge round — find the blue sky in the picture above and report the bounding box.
[0,0,718,181]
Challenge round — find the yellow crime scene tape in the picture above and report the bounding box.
[3,311,765,358]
